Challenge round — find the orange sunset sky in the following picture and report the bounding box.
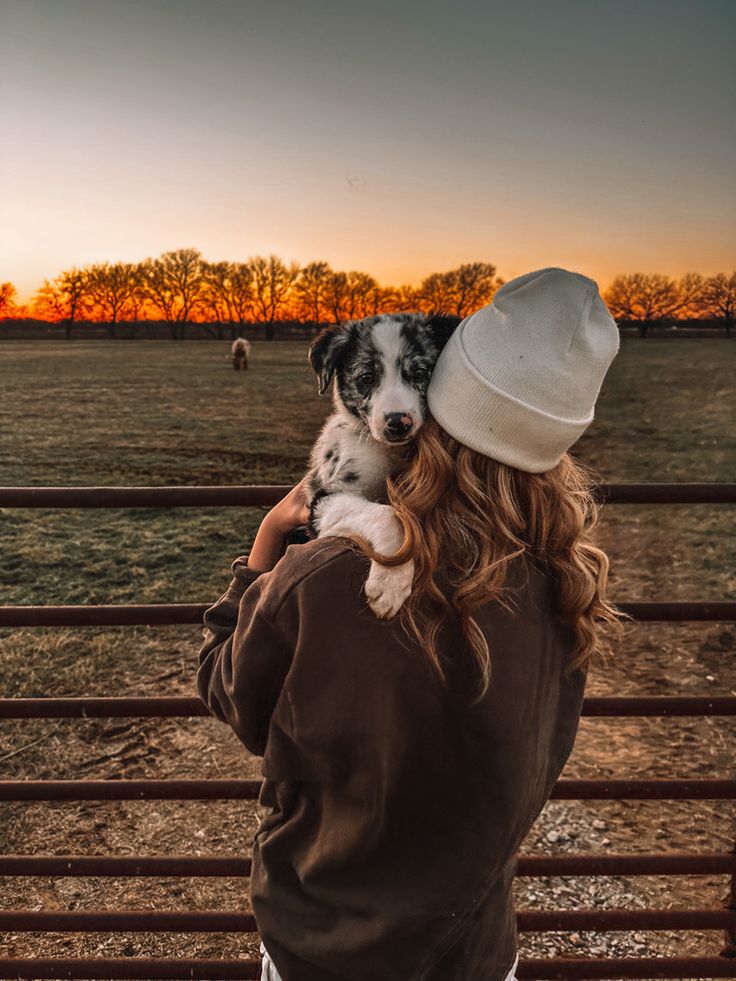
[1,0,735,304]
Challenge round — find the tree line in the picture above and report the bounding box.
[0,252,501,341]
[0,251,734,339]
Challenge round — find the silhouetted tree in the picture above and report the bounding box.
[324,271,348,322]
[227,263,255,333]
[605,273,680,337]
[200,261,230,338]
[415,270,455,312]
[89,262,139,337]
[700,271,736,336]
[344,271,379,319]
[393,284,419,312]
[373,284,402,314]
[34,269,91,339]
[125,274,150,336]
[675,272,705,320]
[141,248,205,339]
[200,261,256,336]
[318,270,383,322]
[251,255,299,340]
[294,261,332,325]
[0,282,17,319]
[452,263,502,317]
[199,262,229,338]
[416,263,501,317]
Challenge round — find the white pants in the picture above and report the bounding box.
[259,942,282,981]
[260,942,519,980]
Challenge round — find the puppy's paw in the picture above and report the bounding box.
[364,559,414,619]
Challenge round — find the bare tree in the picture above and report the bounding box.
[415,263,501,317]
[251,255,299,340]
[201,261,255,335]
[0,282,17,319]
[123,271,150,336]
[227,263,255,332]
[316,274,408,323]
[200,261,230,339]
[324,271,349,323]
[393,284,419,311]
[675,272,704,320]
[89,262,139,337]
[140,249,205,339]
[373,284,402,313]
[321,270,380,322]
[451,262,502,317]
[605,273,680,337]
[415,271,456,312]
[294,261,333,326]
[33,268,91,339]
[699,271,736,336]
[200,261,229,339]
[343,271,379,319]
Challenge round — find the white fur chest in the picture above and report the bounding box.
[309,413,405,502]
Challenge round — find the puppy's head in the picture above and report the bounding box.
[309,312,459,444]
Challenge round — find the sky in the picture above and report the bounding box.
[1,0,735,303]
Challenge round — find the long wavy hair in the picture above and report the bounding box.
[359,417,627,698]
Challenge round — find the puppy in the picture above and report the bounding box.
[231,337,251,370]
[306,312,459,617]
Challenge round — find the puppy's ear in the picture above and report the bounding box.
[309,324,350,396]
[424,311,461,353]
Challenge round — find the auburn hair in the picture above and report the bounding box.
[358,417,627,698]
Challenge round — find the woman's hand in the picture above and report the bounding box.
[246,477,311,573]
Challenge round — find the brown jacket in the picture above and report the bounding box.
[198,539,586,981]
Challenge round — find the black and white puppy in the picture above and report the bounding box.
[307,312,459,617]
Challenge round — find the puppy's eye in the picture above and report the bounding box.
[413,367,430,381]
[358,371,375,386]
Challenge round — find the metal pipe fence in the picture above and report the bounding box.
[1,600,734,627]
[1,907,735,933]
[0,957,735,980]
[1,777,734,801]
[2,695,735,717]
[1,483,734,979]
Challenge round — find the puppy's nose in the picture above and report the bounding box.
[384,413,413,437]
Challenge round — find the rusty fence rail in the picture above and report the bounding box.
[0,481,734,508]
[2,907,736,933]
[1,483,735,979]
[0,956,735,981]
[1,777,735,801]
[2,694,735,717]
[1,600,735,627]
[1,852,734,878]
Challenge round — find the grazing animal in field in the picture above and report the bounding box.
[306,312,459,617]
[231,337,252,370]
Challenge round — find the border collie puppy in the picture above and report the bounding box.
[307,312,459,617]
[231,337,251,370]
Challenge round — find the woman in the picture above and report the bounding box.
[198,268,624,981]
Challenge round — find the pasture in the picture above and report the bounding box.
[0,337,734,963]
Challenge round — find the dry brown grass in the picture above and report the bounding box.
[0,336,734,965]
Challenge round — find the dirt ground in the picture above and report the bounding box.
[0,337,734,972]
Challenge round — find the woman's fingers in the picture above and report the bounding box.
[268,477,312,534]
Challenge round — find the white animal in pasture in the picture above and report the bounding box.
[231,337,252,370]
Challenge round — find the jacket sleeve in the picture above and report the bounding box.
[197,556,294,757]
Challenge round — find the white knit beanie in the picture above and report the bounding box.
[426,267,620,473]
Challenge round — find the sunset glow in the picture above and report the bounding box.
[1,0,735,304]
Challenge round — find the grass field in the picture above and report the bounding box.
[0,336,734,965]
